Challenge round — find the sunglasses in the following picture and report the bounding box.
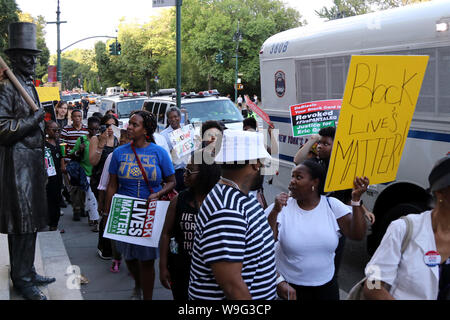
[185,168,200,176]
[49,128,61,132]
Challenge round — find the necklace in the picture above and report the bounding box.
[220,176,240,191]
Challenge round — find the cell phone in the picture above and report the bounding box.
[99,125,107,134]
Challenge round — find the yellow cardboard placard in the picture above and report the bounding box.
[324,55,429,192]
[35,86,60,103]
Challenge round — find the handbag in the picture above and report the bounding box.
[130,143,178,201]
[346,215,413,300]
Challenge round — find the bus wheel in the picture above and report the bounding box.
[367,202,429,256]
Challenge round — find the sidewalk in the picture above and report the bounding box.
[58,204,173,300]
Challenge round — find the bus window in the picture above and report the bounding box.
[438,47,450,115]
[415,48,436,114]
[311,59,327,101]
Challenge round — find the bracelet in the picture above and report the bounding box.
[276,274,286,285]
[96,150,102,154]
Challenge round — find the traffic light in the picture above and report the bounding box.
[109,42,116,55]
[116,43,121,55]
[215,53,224,64]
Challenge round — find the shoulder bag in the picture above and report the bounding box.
[130,143,177,201]
[346,215,413,300]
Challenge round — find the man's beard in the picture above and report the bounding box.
[250,171,264,191]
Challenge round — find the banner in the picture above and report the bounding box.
[324,55,429,192]
[169,124,196,158]
[244,95,274,128]
[103,194,170,247]
[48,65,57,83]
[36,86,60,103]
[290,99,342,137]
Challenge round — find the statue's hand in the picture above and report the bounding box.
[34,108,45,122]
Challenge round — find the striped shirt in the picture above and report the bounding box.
[188,184,277,300]
[60,124,89,161]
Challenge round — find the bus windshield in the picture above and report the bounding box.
[184,99,243,123]
[117,99,146,118]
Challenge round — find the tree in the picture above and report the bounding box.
[18,13,50,81]
[158,0,304,96]
[0,0,19,60]
[316,0,431,20]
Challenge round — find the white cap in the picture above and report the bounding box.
[214,130,271,164]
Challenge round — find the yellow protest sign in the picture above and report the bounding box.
[324,55,428,192]
[36,87,60,103]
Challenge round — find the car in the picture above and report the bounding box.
[88,94,97,105]
[99,93,147,128]
[142,89,244,133]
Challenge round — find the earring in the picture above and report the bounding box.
[312,186,315,192]
[45,134,49,138]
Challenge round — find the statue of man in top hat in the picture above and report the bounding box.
[0,22,56,300]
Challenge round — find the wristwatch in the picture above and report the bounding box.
[351,199,363,207]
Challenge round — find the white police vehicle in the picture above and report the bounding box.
[142,88,244,132]
[99,92,147,128]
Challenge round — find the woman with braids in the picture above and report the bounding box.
[105,110,176,300]
[159,149,221,300]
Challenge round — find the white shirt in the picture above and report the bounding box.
[154,132,171,160]
[365,211,440,300]
[265,196,350,286]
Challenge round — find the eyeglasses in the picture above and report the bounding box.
[49,128,61,132]
[185,168,200,176]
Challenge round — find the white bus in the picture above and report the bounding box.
[259,1,450,254]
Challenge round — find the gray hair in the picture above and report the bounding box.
[166,106,181,118]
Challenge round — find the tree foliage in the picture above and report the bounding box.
[316,0,431,20]
[0,0,19,60]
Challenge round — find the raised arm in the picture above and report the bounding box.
[337,176,369,240]
[293,134,320,165]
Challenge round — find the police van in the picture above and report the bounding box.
[259,1,450,254]
[99,93,147,128]
[142,89,244,133]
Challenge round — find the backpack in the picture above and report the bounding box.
[346,216,413,300]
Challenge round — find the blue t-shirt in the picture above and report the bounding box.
[109,143,175,199]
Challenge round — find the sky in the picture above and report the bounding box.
[15,0,333,55]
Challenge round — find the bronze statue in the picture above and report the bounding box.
[0,22,56,300]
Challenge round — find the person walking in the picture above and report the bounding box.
[160,106,195,192]
[159,150,221,300]
[188,130,277,300]
[266,160,369,300]
[61,109,89,221]
[97,129,131,270]
[44,120,65,233]
[105,110,176,300]
[69,116,101,231]
[363,156,450,300]
[0,22,56,300]
[81,95,89,119]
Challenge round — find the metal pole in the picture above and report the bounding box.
[176,0,182,109]
[234,20,240,104]
[56,0,61,82]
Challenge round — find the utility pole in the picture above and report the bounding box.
[176,0,182,109]
[47,0,67,83]
[233,20,242,104]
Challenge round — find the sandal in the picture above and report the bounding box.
[110,260,121,273]
[79,274,89,285]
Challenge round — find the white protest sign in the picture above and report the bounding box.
[103,194,170,248]
[169,124,196,158]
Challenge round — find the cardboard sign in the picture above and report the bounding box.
[290,100,342,137]
[36,87,60,103]
[169,125,196,158]
[244,95,274,128]
[324,55,429,192]
[103,194,170,247]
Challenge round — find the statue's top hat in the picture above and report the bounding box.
[5,22,41,55]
